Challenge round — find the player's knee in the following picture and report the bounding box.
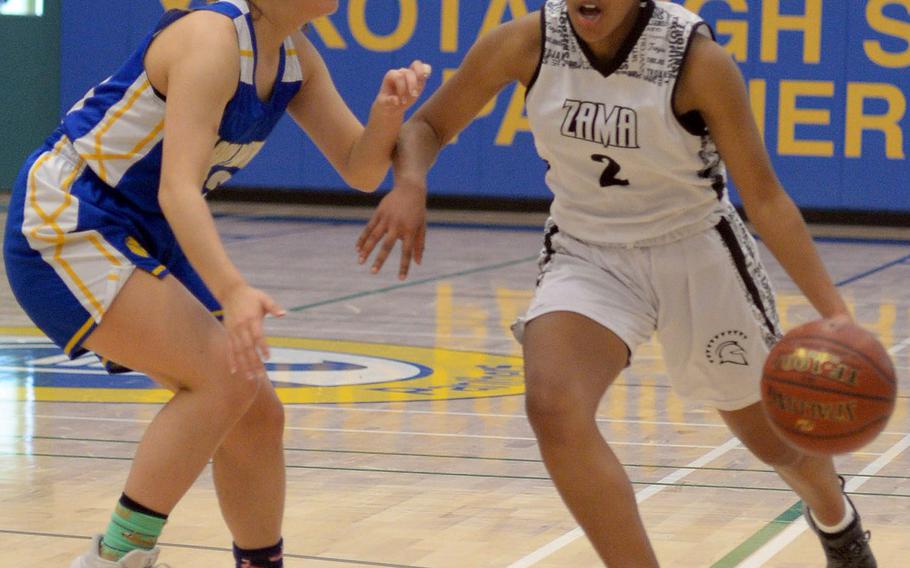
[249,388,285,438]
[211,374,263,421]
[524,371,589,431]
[222,375,262,410]
[197,338,262,411]
[200,353,263,421]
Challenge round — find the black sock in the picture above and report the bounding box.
[233,538,283,568]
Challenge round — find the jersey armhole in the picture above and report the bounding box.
[671,21,715,137]
[145,9,193,102]
[524,8,547,101]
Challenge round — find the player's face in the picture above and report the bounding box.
[566,0,640,47]
[297,0,338,17]
[279,0,338,20]
[309,0,339,16]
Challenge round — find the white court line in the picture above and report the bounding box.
[735,433,910,568]
[283,426,722,448]
[5,414,726,449]
[888,336,910,355]
[286,405,730,430]
[503,337,910,568]
[2,414,905,451]
[505,438,743,568]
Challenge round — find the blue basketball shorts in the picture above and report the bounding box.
[3,133,221,368]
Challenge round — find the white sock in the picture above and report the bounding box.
[811,495,855,534]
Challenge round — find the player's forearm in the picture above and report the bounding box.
[392,117,443,193]
[158,184,246,301]
[745,190,849,319]
[344,106,408,192]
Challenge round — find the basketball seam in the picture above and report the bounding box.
[775,334,896,385]
[763,374,896,403]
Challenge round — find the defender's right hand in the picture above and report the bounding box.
[221,284,286,380]
[356,182,428,280]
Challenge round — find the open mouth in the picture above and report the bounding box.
[578,3,603,21]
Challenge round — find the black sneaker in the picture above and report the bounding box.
[804,478,877,568]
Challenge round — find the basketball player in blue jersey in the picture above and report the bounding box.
[3,1,431,567]
[357,1,876,566]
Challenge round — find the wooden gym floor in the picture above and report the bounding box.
[1,197,908,567]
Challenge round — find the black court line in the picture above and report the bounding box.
[4,450,910,499]
[0,529,429,568]
[11,433,910,481]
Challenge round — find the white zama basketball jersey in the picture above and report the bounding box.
[526,0,733,246]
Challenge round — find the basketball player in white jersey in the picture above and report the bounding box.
[357,1,876,566]
[4,1,431,567]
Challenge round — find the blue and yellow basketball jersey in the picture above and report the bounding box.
[4,0,303,363]
[61,0,303,213]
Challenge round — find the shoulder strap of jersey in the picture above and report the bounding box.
[195,0,255,85]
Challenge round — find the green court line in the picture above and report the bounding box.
[709,503,804,568]
[706,250,910,566]
[287,255,537,312]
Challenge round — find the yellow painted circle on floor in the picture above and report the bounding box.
[0,327,524,403]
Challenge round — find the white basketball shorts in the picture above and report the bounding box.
[513,212,783,411]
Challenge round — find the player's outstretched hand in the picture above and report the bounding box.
[373,60,432,115]
[356,181,427,280]
[222,283,286,381]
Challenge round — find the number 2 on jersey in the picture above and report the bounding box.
[591,154,629,188]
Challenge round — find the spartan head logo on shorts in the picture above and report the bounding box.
[705,330,750,366]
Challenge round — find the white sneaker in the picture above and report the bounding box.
[69,535,169,568]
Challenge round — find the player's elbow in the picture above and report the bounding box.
[343,170,384,193]
[157,181,188,212]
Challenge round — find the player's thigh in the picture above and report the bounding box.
[523,311,630,417]
[83,269,235,393]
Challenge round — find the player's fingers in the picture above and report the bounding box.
[235,327,259,380]
[381,69,397,95]
[249,317,270,362]
[229,334,250,379]
[376,94,401,108]
[371,233,399,273]
[358,222,388,263]
[398,235,414,280]
[383,69,407,105]
[356,215,381,252]
[226,335,238,375]
[411,60,431,93]
[392,70,409,104]
[267,302,286,318]
[403,69,419,99]
[414,225,426,265]
[410,60,432,78]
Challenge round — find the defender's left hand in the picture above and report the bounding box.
[374,60,432,114]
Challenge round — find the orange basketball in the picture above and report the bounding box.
[761,318,897,455]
